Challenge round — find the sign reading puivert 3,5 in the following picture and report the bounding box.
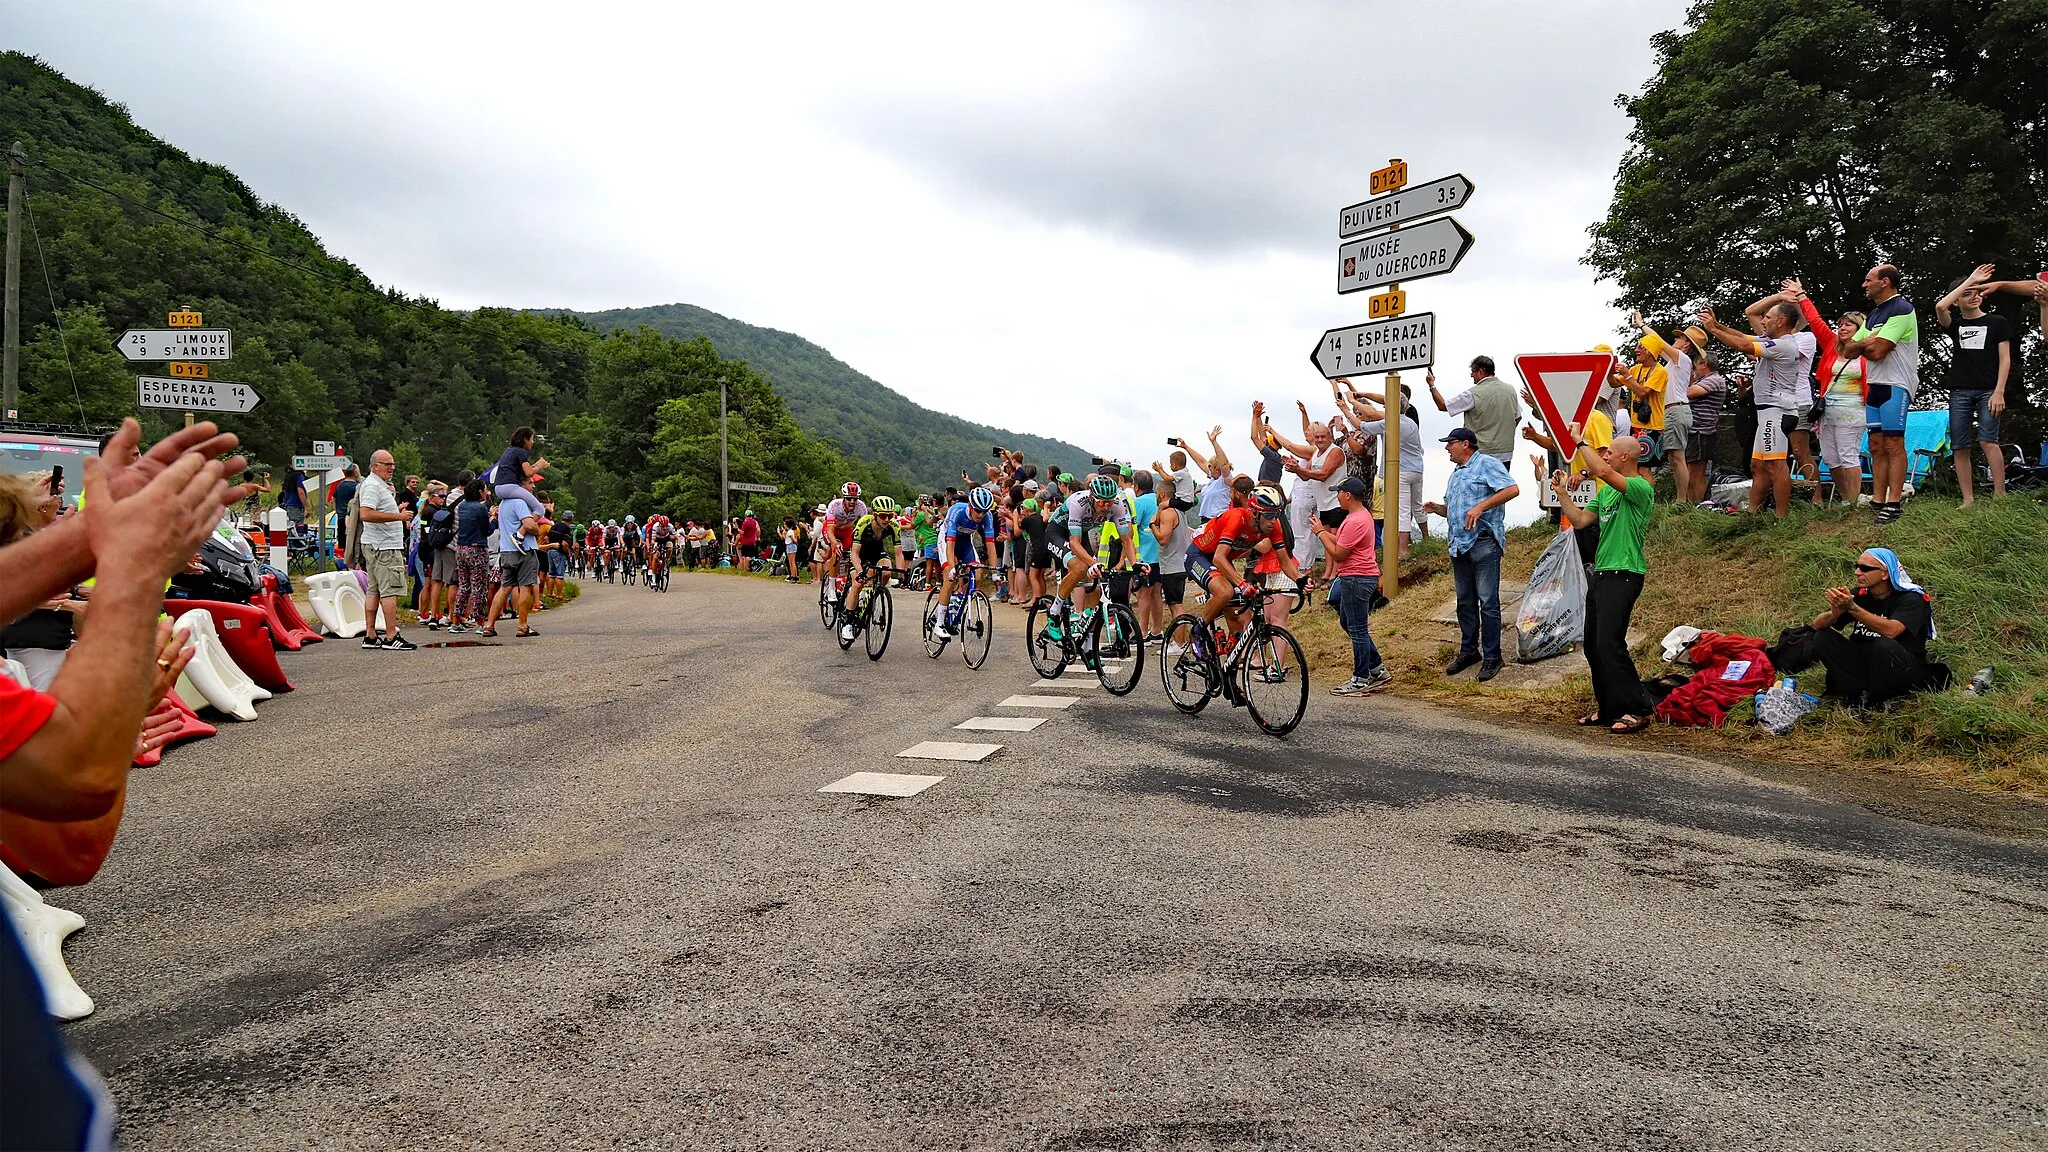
[1338,174,1475,239]
[1337,216,1475,294]
[1309,313,1436,379]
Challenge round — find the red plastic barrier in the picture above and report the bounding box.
[162,599,294,693]
[257,574,322,647]
[162,689,218,746]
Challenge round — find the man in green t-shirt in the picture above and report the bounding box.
[1555,422,1655,734]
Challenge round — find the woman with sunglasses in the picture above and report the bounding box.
[1770,548,1935,707]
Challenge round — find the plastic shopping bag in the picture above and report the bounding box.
[1514,528,1587,662]
[1755,677,1819,736]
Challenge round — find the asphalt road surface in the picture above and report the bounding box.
[57,573,2048,1151]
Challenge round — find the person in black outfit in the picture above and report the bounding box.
[1771,547,1934,706]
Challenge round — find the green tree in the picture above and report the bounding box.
[1588,0,2048,433]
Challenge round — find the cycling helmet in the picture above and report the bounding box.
[625,515,636,524]
[1088,475,1119,501]
[1250,485,1285,513]
[871,495,898,514]
[842,481,862,498]
[967,486,995,512]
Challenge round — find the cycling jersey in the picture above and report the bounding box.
[941,502,996,562]
[825,497,869,542]
[852,513,899,565]
[1050,491,1132,546]
[1192,507,1283,575]
[621,526,642,551]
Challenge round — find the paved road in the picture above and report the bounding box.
[58,573,2048,1150]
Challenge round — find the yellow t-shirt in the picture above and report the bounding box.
[1623,362,1667,432]
[1570,409,1617,481]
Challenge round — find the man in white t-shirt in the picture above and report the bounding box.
[355,451,415,649]
[1698,297,1813,520]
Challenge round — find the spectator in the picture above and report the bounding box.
[1784,276,1865,505]
[1630,314,1706,507]
[1130,470,1164,638]
[448,478,491,633]
[1554,421,1655,734]
[417,481,458,630]
[355,451,416,651]
[242,469,271,523]
[545,506,575,601]
[0,473,82,691]
[1934,265,2016,506]
[489,427,548,499]
[482,477,545,637]
[1697,294,1813,520]
[1684,354,1730,503]
[1840,263,1919,524]
[1420,428,1519,682]
[1613,343,1669,495]
[738,509,761,573]
[1278,404,1345,577]
[1313,476,1390,697]
[1770,548,1935,707]
[399,474,422,516]
[1152,490,1192,624]
[0,419,249,1149]
[1336,381,1422,563]
[1424,355,1522,466]
[277,466,306,529]
[1177,427,1234,523]
[332,462,361,565]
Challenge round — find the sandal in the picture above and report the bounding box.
[478,629,499,637]
[1576,713,1605,727]
[517,628,540,637]
[1609,714,1651,734]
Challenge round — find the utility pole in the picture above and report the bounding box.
[3,141,25,423]
[718,376,729,530]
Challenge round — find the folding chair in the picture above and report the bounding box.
[1903,410,1951,493]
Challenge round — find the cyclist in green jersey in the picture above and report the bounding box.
[840,496,901,643]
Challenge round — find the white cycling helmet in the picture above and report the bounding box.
[625,515,636,524]
[968,486,995,512]
[842,481,862,498]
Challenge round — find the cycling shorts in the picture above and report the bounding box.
[1865,383,1907,435]
[1187,545,1218,584]
[1752,406,1795,462]
[945,536,981,566]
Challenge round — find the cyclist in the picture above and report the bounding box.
[646,513,675,578]
[620,516,643,576]
[839,496,900,643]
[823,482,869,601]
[606,518,625,577]
[1189,480,1300,649]
[931,486,999,641]
[569,517,588,576]
[1043,474,1136,641]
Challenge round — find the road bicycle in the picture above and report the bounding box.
[621,552,637,585]
[921,562,994,669]
[649,545,671,592]
[819,551,853,630]
[1024,576,1145,695]
[834,563,899,661]
[1160,584,1309,736]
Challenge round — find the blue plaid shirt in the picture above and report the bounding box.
[1442,453,1515,556]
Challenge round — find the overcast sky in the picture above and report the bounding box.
[9,0,1692,518]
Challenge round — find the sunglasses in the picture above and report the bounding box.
[1854,563,1884,573]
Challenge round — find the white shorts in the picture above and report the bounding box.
[1753,406,1795,462]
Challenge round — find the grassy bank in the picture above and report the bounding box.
[1291,495,2048,797]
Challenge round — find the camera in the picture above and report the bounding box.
[992,444,1006,456]
[1166,437,1182,447]
[1091,455,1106,466]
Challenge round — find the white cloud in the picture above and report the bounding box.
[8,0,1693,521]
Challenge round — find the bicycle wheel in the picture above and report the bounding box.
[961,590,993,669]
[1089,601,1145,696]
[819,577,837,629]
[1024,597,1070,679]
[865,585,893,660]
[1160,614,1216,714]
[921,591,947,658]
[1241,624,1309,737]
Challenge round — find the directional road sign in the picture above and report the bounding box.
[293,455,350,471]
[1310,313,1436,379]
[727,482,780,494]
[1514,352,1617,460]
[1339,174,1475,239]
[1337,217,1475,294]
[137,375,262,413]
[312,440,336,458]
[116,329,234,361]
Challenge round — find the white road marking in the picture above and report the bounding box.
[1031,678,1090,689]
[998,695,1080,710]
[819,771,946,797]
[956,716,1048,732]
[897,741,1003,762]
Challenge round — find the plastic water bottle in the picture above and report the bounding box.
[1966,667,1994,696]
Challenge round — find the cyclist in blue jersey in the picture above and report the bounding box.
[932,487,999,641]
[1044,474,1136,641]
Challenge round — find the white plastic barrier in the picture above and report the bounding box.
[0,861,93,1020]
[303,570,367,639]
[172,609,269,721]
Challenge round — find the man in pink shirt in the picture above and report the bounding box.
[1310,476,1390,696]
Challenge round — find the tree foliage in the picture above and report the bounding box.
[1587,0,2047,430]
[0,52,916,523]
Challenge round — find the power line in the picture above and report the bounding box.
[21,185,85,426]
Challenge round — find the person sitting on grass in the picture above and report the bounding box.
[1768,548,1938,708]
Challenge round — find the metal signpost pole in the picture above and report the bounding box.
[1377,160,1406,599]
[3,142,23,422]
[719,376,729,531]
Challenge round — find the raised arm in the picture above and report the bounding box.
[1934,264,1997,326]
[1178,436,1215,475]
[1424,369,1448,413]
[1630,310,1683,373]
[1696,307,1761,358]
[1784,279,1836,366]
[1205,425,1231,475]
[1744,290,1788,335]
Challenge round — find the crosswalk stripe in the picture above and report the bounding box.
[897,741,1003,762]
[997,694,1080,710]
[1031,678,1091,689]
[819,771,946,797]
[956,716,1048,732]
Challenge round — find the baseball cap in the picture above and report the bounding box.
[1119,464,1133,478]
[1021,498,1039,513]
[1440,428,1479,446]
[1335,476,1369,499]
[1023,479,1040,491]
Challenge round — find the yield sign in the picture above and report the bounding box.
[1514,352,1616,460]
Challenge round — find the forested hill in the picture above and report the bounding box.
[0,51,960,525]
[565,304,1096,493]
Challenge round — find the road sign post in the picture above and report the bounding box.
[1310,313,1435,379]
[1337,215,1475,295]
[1338,174,1475,239]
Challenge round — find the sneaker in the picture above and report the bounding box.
[426,619,442,630]
[1331,677,1372,696]
[361,635,383,650]
[381,634,417,651]
[840,623,857,643]
[932,625,953,641]
[1256,666,1289,684]
[448,622,472,634]
[1360,666,1394,693]
[1444,653,1480,676]
[1476,659,1505,683]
